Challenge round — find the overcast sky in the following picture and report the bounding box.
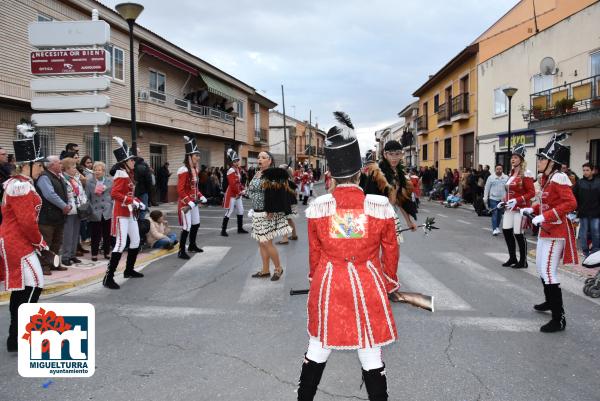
[101,0,517,152]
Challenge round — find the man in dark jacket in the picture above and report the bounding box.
[156,162,171,202]
[134,148,153,219]
[573,162,600,257]
[0,147,12,224]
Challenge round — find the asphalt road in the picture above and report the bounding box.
[1,193,599,401]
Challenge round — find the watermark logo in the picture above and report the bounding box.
[18,303,95,377]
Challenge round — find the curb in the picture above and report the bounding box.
[0,247,177,304]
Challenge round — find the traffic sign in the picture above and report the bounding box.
[31,77,111,92]
[31,112,111,127]
[31,95,110,111]
[30,49,107,75]
[28,20,110,47]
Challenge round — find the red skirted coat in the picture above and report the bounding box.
[301,171,313,193]
[177,165,204,224]
[306,184,399,349]
[111,169,140,236]
[0,176,47,291]
[503,169,535,210]
[223,166,243,209]
[532,171,579,265]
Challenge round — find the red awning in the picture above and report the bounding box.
[140,43,198,76]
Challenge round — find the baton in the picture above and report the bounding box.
[398,216,439,234]
[290,288,309,296]
[522,211,550,234]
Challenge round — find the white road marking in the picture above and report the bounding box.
[456,219,472,225]
[436,213,448,218]
[238,249,288,305]
[420,208,431,213]
[481,227,493,232]
[452,317,540,332]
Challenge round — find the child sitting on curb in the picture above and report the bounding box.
[147,210,178,250]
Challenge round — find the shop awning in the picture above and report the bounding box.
[200,73,240,102]
[140,43,198,76]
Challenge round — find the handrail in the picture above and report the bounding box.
[417,115,428,131]
[451,92,469,116]
[437,102,450,122]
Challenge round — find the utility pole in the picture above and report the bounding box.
[281,85,288,165]
[308,109,312,169]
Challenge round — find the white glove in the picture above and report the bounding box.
[520,207,534,216]
[532,215,545,226]
[248,209,254,218]
[188,201,196,209]
[496,201,505,210]
[200,196,207,204]
[132,200,146,210]
[506,199,517,211]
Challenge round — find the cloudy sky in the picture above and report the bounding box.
[101,0,517,152]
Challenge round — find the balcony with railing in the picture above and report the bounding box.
[451,92,469,121]
[254,128,268,144]
[416,115,428,135]
[527,74,600,131]
[436,103,451,127]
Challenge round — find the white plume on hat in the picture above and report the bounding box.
[113,136,124,146]
[17,122,35,138]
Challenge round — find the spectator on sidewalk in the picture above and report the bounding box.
[147,210,177,249]
[59,143,79,160]
[35,156,69,275]
[443,168,454,200]
[134,148,153,219]
[483,164,508,236]
[61,157,87,266]
[85,161,113,262]
[573,162,600,257]
[156,161,171,202]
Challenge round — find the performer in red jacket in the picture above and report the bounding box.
[498,144,535,269]
[1,123,48,352]
[220,149,248,236]
[297,112,399,401]
[520,133,578,333]
[177,136,207,259]
[103,137,145,290]
[300,169,312,205]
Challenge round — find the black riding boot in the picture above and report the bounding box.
[502,229,518,266]
[188,224,203,252]
[221,216,230,237]
[297,355,327,401]
[534,278,551,312]
[237,215,249,234]
[362,365,388,401]
[124,247,143,278]
[512,234,528,268]
[303,196,308,205]
[540,284,566,333]
[103,252,122,289]
[7,286,39,352]
[178,230,190,259]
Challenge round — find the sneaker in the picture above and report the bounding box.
[492,228,501,236]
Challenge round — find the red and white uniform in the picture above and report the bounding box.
[502,169,535,234]
[223,166,244,217]
[111,169,141,252]
[306,184,399,349]
[409,174,421,198]
[177,165,205,230]
[301,171,312,197]
[0,176,47,291]
[532,172,578,283]
[324,171,332,191]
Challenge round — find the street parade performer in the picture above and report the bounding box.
[221,148,249,236]
[497,144,535,269]
[301,167,313,205]
[1,123,52,352]
[103,137,145,290]
[520,133,578,333]
[297,112,399,401]
[177,135,207,259]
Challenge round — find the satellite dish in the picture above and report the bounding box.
[540,57,556,75]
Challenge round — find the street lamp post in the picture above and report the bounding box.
[502,87,518,160]
[115,2,144,156]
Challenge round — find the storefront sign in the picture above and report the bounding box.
[498,130,536,150]
[30,49,107,75]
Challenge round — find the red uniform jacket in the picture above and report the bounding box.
[223,166,243,209]
[177,165,204,224]
[301,172,312,192]
[306,185,399,349]
[0,176,47,291]
[111,169,140,236]
[503,169,535,210]
[533,172,579,265]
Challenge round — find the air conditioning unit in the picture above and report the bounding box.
[254,103,260,114]
[139,89,149,100]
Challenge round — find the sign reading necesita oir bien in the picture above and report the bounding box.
[30,49,107,75]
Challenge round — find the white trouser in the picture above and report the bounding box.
[113,216,140,253]
[225,197,244,218]
[305,336,383,371]
[536,238,564,285]
[181,206,200,231]
[502,210,524,234]
[23,253,44,289]
[303,186,310,197]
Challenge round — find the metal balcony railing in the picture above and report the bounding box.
[254,128,268,143]
[138,87,234,124]
[437,102,450,124]
[416,115,428,132]
[528,74,600,121]
[451,92,469,116]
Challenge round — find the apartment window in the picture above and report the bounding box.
[433,94,439,113]
[17,127,55,157]
[494,88,507,115]
[423,102,428,117]
[254,104,260,136]
[149,70,165,93]
[591,51,600,76]
[422,144,428,161]
[84,134,112,165]
[104,44,125,81]
[444,138,452,159]
[460,75,469,94]
[236,101,245,119]
[37,13,53,22]
[533,74,553,93]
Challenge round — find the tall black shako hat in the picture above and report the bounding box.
[512,144,526,159]
[383,140,402,152]
[325,111,362,179]
[227,148,239,162]
[184,135,200,155]
[14,121,45,163]
[536,132,570,166]
[113,136,135,163]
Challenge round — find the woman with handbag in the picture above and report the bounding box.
[61,157,88,266]
[85,161,113,262]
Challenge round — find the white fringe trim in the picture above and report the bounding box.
[364,194,396,219]
[5,179,33,197]
[305,194,336,218]
[551,172,572,186]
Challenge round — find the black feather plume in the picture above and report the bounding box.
[333,111,354,130]
[327,126,341,137]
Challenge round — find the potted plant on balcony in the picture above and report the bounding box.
[531,105,543,120]
[592,97,600,109]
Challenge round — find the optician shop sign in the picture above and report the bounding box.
[498,130,536,151]
[30,49,107,75]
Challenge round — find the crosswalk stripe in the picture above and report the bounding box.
[452,317,540,332]
[456,219,471,225]
[238,248,288,305]
[436,213,448,218]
